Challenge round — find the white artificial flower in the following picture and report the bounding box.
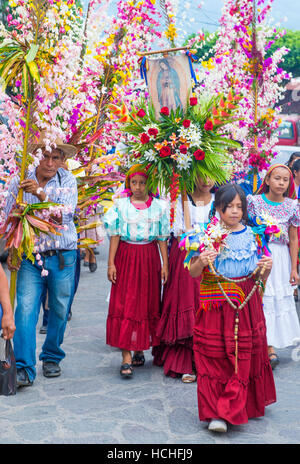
[175,150,193,171]
[143,149,157,162]
[178,123,202,147]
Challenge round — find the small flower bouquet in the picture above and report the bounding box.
[249,212,282,256]
[179,216,230,269]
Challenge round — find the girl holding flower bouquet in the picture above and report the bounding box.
[103,164,169,378]
[189,183,276,433]
[247,164,300,369]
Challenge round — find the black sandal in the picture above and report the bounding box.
[120,363,133,377]
[132,353,145,367]
[269,353,279,370]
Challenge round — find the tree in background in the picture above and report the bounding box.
[266,29,300,78]
[184,30,218,63]
[0,0,9,27]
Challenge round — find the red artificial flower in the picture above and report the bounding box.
[194,149,205,161]
[182,119,191,128]
[159,146,171,157]
[179,145,188,154]
[148,128,159,137]
[204,120,214,131]
[140,133,150,144]
[160,106,170,116]
[137,109,146,117]
[190,97,198,106]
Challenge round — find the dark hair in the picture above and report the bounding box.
[211,183,248,222]
[291,158,300,176]
[286,152,300,167]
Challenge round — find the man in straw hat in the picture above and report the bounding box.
[5,131,78,387]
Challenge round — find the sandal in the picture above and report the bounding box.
[269,353,279,370]
[182,373,197,383]
[120,363,133,378]
[132,353,145,367]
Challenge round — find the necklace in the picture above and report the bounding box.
[207,257,266,374]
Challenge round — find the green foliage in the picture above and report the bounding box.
[183,30,218,62]
[266,29,300,78]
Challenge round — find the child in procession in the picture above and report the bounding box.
[189,183,276,433]
[103,164,169,378]
[153,175,215,383]
[247,164,300,369]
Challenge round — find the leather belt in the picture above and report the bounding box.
[39,249,70,270]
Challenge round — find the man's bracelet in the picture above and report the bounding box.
[36,187,44,195]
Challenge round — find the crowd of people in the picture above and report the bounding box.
[103,154,300,433]
[1,137,300,434]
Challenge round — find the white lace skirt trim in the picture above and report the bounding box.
[263,242,300,347]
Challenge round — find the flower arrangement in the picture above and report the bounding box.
[194,0,290,177]
[108,91,241,196]
[178,216,230,269]
[249,212,281,256]
[159,0,178,47]
[248,148,274,173]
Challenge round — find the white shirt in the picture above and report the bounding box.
[172,193,215,236]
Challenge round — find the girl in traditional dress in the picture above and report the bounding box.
[189,183,276,433]
[152,176,215,383]
[103,164,169,377]
[247,164,300,369]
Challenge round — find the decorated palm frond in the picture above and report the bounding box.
[76,170,125,249]
[77,171,125,212]
[0,1,54,100]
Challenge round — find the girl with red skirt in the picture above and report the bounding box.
[103,164,169,377]
[153,176,215,383]
[189,184,276,432]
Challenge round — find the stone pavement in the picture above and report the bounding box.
[0,238,300,445]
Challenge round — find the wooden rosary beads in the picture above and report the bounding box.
[207,258,266,374]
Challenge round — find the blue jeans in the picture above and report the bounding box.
[41,248,81,326]
[14,250,77,381]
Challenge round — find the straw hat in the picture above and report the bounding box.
[29,131,77,158]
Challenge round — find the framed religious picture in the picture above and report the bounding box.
[146,54,193,119]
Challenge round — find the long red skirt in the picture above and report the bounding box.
[193,277,276,425]
[106,240,161,351]
[152,238,201,377]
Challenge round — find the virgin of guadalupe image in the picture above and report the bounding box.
[157,58,182,112]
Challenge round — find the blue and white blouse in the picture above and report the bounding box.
[214,226,259,278]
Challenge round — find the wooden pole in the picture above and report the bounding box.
[252,0,258,193]
[8,2,43,308]
[181,188,192,232]
[138,46,196,57]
